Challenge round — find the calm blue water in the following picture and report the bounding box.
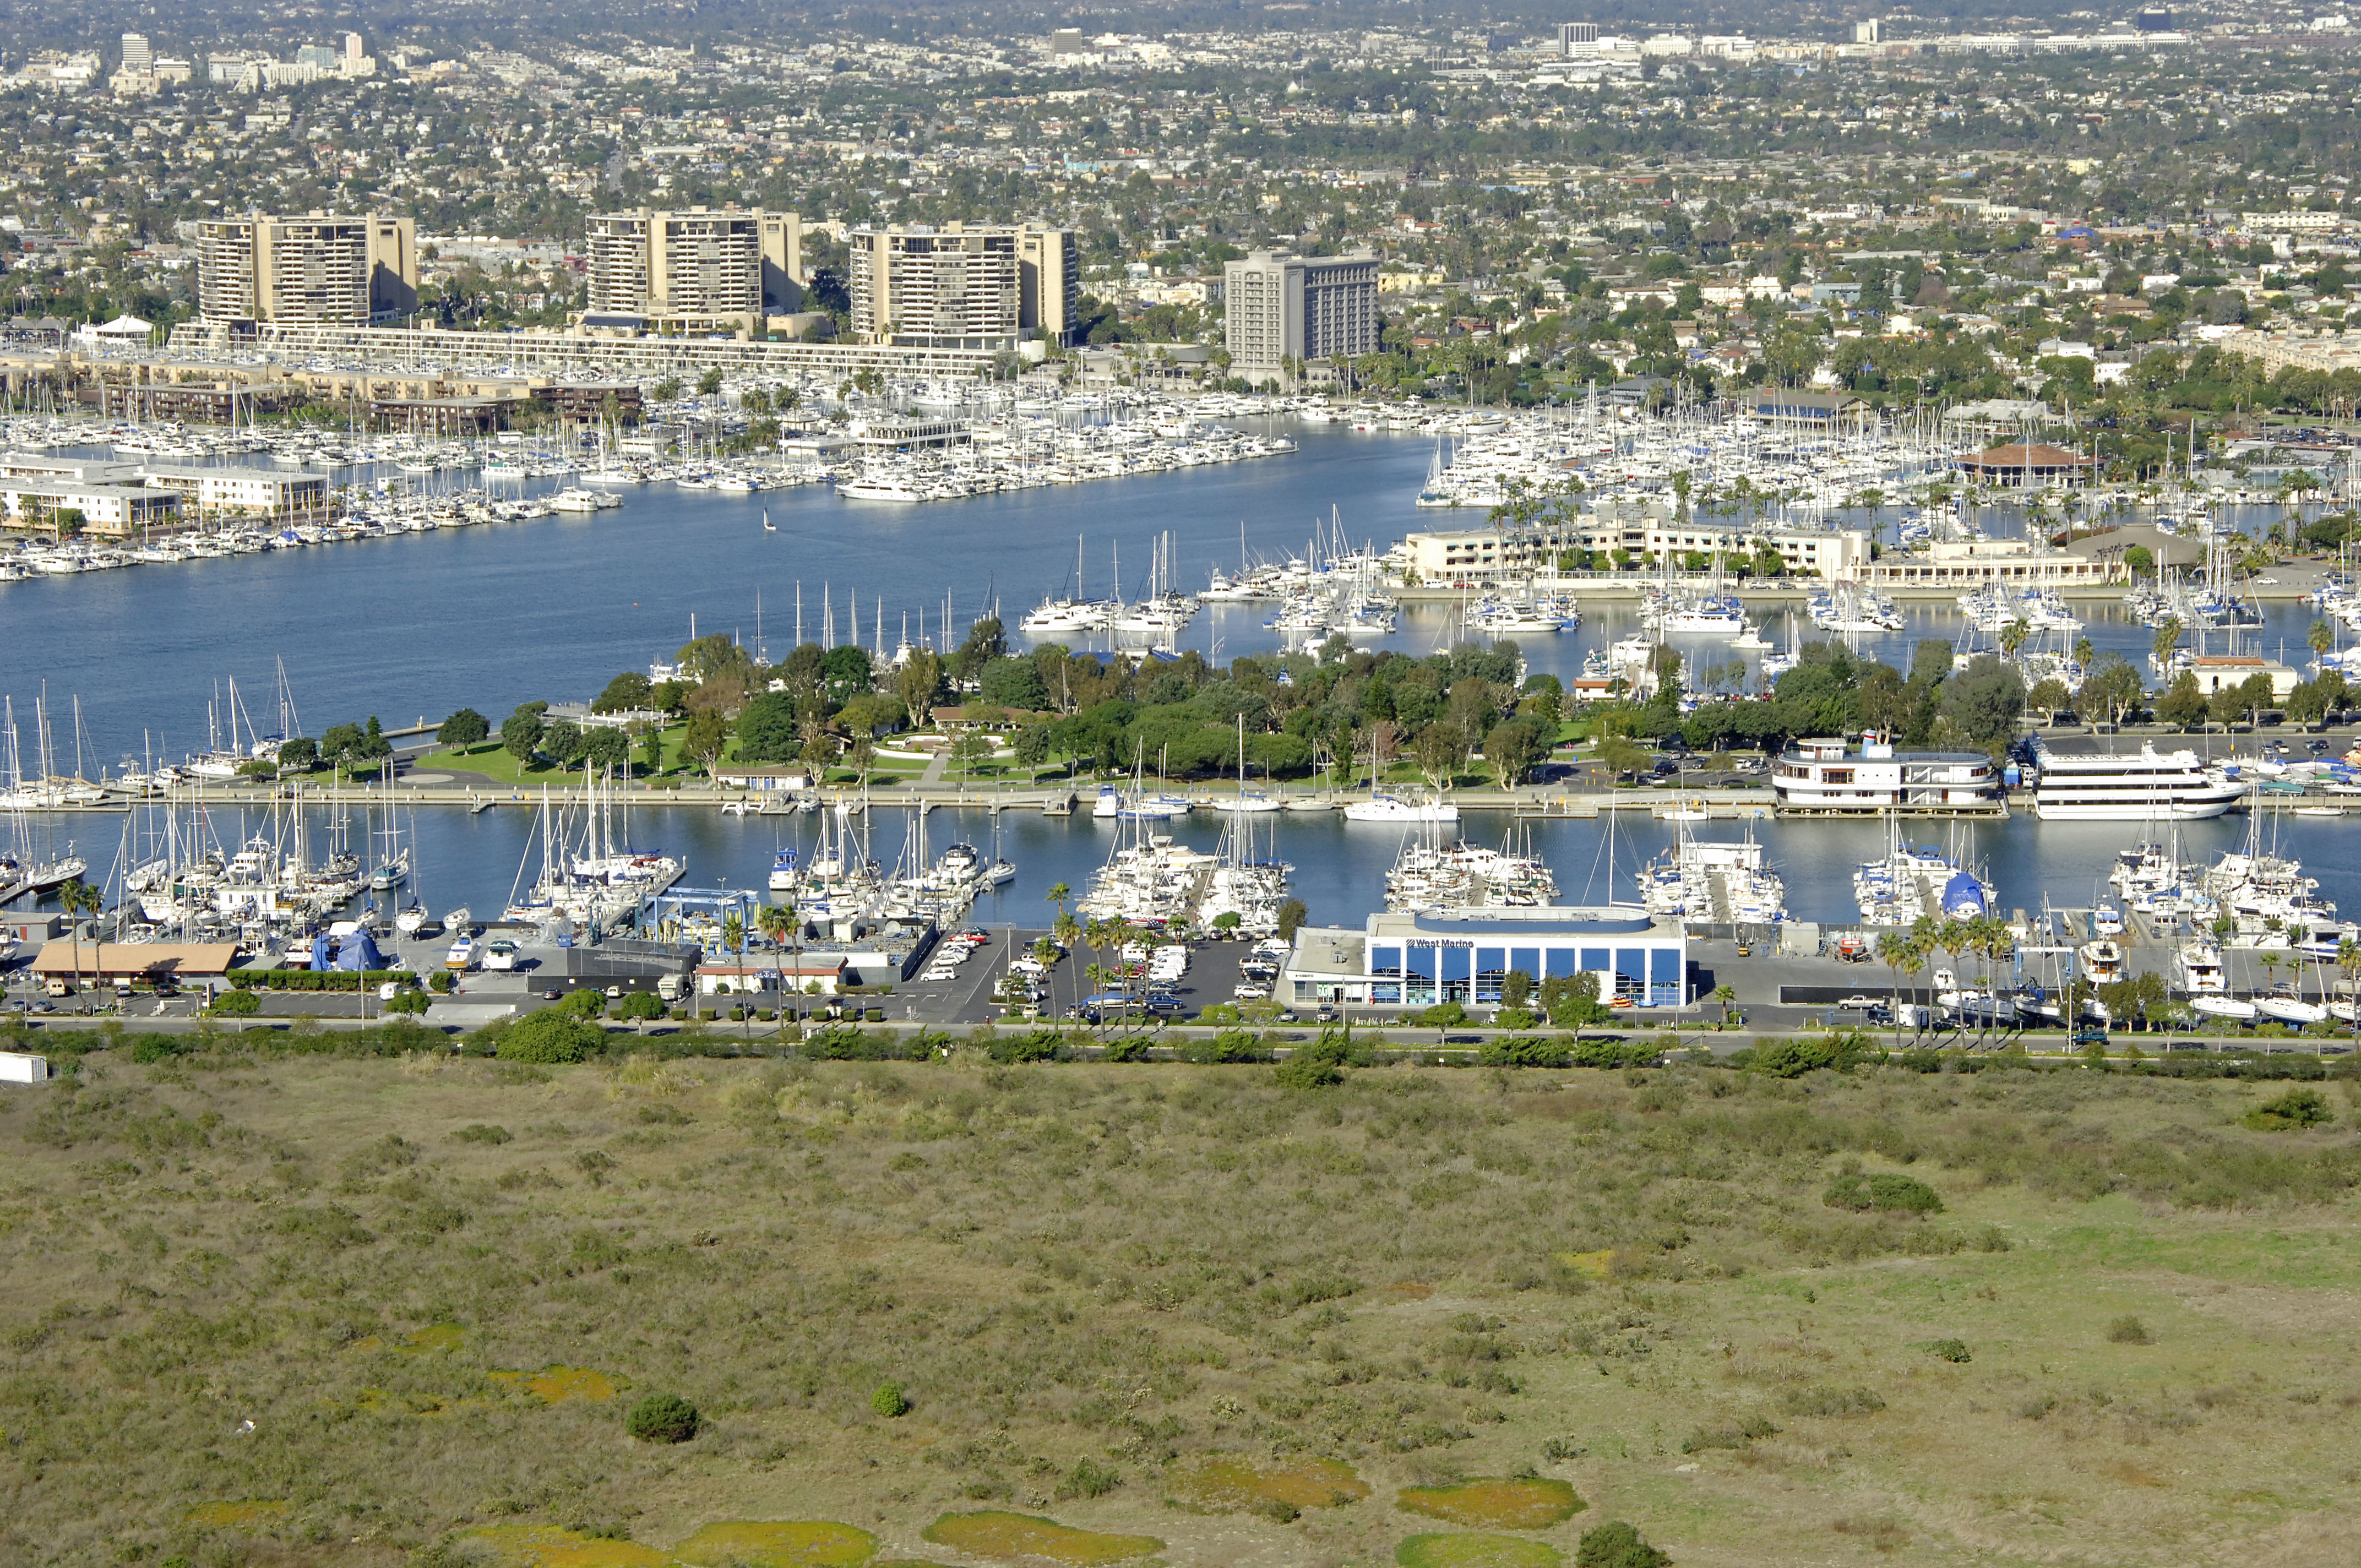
[31,793,2359,936]
[4,424,2349,928]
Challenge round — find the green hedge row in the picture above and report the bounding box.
[225,968,412,993]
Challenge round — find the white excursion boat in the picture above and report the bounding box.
[2255,990,2329,1025]
[2028,741,2244,821]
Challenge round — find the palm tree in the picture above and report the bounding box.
[1976,916,2017,1046]
[56,878,103,993]
[1046,882,1071,922]
[2338,937,2361,1054]
[1711,983,1737,1027]
[1875,929,1915,1050]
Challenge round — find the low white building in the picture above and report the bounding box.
[135,464,329,518]
[2185,654,2300,701]
[0,478,180,537]
[1867,537,2120,590]
[1403,505,1868,584]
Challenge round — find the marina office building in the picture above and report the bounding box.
[842,224,1080,348]
[0,450,323,525]
[1281,907,1691,1011]
[194,213,418,325]
[1222,249,1380,379]
[584,208,804,337]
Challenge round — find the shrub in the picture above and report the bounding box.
[872,1382,911,1418]
[624,1392,699,1443]
[986,1029,1062,1064]
[207,989,260,1017]
[1927,1338,1972,1363]
[1679,1416,1777,1453]
[1745,1031,1867,1079]
[1777,1385,1886,1418]
[1482,1035,1572,1068]
[2243,1087,2333,1131]
[1100,1036,1155,1063]
[495,1010,606,1065]
[451,1124,513,1145]
[1575,1520,1672,1568]
[128,1034,184,1064]
[1180,1030,1273,1064]
[1274,1052,1342,1089]
[1058,1458,1119,1499]
[2106,1315,2153,1345]
[1823,1172,1943,1215]
[382,989,431,1015]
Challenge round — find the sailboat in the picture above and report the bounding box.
[762,507,777,533]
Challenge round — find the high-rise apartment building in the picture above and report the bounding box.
[844,224,1078,348]
[1222,250,1379,375]
[1017,226,1080,344]
[195,214,417,325]
[583,209,801,333]
[121,32,153,70]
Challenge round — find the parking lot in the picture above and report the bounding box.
[885,927,1296,1027]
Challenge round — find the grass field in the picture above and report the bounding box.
[4,1049,2361,1567]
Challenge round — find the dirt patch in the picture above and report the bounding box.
[1395,1479,1584,1531]
[488,1364,622,1403]
[919,1510,1163,1564]
[671,1520,879,1566]
[462,1523,676,1567]
[1166,1454,1371,1512]
[1394,1532,1566,1567]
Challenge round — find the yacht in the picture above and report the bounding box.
[2175,938,2228,995]
[2028,741,2243,820]
[768,847,799,892]
[1344,793,1460,824]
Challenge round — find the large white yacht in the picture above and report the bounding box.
[2028,741,2243,821]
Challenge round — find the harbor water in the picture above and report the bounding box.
[2,423,2347,930]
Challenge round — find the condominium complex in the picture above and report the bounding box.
[844,223,1079,348]
[583,208,802,334]
[1221,249,1380,375]
[194,213,417,324]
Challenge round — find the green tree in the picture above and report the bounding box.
[2155,670,2208,730]
[437,708,489,749]
[682,709,732,775]
[591,672,654,714]
[501,709,546,763]
[276,736,319,772]
[1482,715,1552,788]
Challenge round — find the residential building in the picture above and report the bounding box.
[1221,249,1379,377]
[120,33,153,70]
[1017,226,1080,342]
[583,208,801,335]
[844,223,1077,347]
[195,213,417,325]
[1280,906,1690,1010]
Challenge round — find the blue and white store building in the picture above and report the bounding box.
[1282,907,1691,1012]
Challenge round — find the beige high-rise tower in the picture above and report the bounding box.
[583,208,801,334]
[195,213,417,324]
[844,223,1078,347]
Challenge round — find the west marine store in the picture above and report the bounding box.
[1281,907,1690,1011]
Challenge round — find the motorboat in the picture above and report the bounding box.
[2078,939,2124,984]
